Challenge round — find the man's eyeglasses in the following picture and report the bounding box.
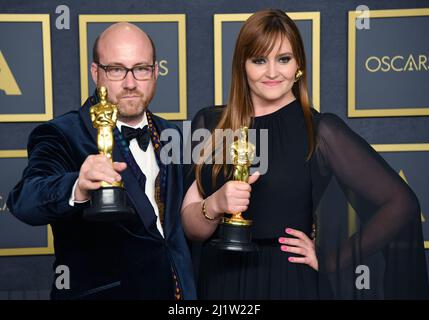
[96,63,155,81]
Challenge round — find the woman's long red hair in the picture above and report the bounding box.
[196,9,315,195]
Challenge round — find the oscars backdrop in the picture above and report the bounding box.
[0,0,428,299]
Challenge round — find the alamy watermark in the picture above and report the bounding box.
[55,265,70,290]
[355,5,370,30]
[355,265,370,290]
[55,5,70,30]
[156,122,269,175]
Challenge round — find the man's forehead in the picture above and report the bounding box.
[98,23,152,52]
[100,29,149,46]
[98,35,153,62]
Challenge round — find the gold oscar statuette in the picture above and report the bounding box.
[83,86,135,221]
[211,126,258,252]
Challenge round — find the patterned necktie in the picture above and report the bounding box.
[155,174,164,226]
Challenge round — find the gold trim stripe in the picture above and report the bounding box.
[0,150,54,256]
[214,12,320,111]
[79,14,187,120]
[0,14,53,122]
[348,8,429,117]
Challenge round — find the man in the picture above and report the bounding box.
[7,23,196,300]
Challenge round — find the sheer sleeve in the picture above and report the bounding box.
[184,108,207,194]
[313,113,429,299]
[183,106,224,194]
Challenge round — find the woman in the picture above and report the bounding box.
[181,9,428,299]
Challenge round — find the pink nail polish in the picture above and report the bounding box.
[286,228,292,233]
[288,257,294,262]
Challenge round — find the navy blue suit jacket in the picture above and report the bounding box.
[7,97,196,300]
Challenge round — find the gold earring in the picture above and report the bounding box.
[295,69,303,81]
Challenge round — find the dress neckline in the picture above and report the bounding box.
[253,99,299,120]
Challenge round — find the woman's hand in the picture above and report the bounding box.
[210,172,260,215]
[278,227,318,271]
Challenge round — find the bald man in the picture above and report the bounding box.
[7,23,196,300]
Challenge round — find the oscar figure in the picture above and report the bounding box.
[211,126,257,252]
[83,86,135,221]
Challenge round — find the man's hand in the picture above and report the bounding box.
[74,154,127,201]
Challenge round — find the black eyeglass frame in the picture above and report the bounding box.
[96,62,156,81]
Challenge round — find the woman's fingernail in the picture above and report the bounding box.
[278,237,284,243]
[281,245,287,251]
[286,228,292,233]
[288,257,294,262]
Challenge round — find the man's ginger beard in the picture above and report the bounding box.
[114,89,147,121]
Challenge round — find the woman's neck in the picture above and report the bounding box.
[252,96,296,117]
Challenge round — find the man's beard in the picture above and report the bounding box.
[115,89,150,121]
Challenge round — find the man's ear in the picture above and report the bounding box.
[90,62,98,85]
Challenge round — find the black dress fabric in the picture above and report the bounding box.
[185,99,429,299]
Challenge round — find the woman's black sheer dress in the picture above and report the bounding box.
[184,99,429,299]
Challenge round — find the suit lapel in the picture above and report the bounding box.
[79,99,161,239]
